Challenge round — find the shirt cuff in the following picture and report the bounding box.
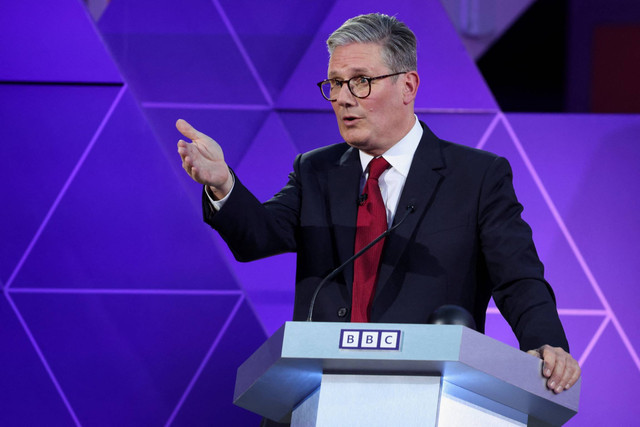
[204,171,235,211]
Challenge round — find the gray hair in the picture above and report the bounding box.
[326,13,417,72]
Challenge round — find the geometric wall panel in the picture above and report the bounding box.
[559,313,609,367]
[218,0,337,101]
[577,322,640,425]
[213,238,296,335]
[167,299,265,426]
[279,112,343,154]
[235,112,300,205]
[98,0,268,105]
[0,84,122,285]
[9,90,238,291]
[0,0,121,82]
[11,292,243,425]
[0,296,76,426]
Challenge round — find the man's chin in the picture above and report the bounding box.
[344,138,364,148]
[340,130,366,146]
[345,139,367,150]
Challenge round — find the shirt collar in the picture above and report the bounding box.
[358,115,423,177]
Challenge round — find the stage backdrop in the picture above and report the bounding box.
[1,0,639,425]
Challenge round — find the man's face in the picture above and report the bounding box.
[327,42,413,156]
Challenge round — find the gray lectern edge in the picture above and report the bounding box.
[233,321,580,425]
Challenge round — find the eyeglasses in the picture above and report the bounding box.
[317,72,407,101]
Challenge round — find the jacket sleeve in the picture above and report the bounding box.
[478,156,569,352]
[203,156,303,262]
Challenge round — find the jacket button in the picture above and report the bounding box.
[337,307,349,318]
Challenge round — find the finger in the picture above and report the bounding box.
[540,346,556,378]
[563,360,581,390]
[183,156,194,173]
[547,352,566,393]
[177,142,190,159]
[179,141,203,165]
[565,370,580,390]
[176,119,201,141]
[557,360,575,391]
[183,158,201,181]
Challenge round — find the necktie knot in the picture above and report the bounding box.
[368,157,390,181]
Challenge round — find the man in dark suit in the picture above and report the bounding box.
[177,13,580,394]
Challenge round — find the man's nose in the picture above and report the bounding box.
[335,82,356,105]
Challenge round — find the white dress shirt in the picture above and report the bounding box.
[358,116,423,227]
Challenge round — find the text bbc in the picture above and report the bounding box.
[339,329,401,350]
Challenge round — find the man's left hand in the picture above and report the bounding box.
[527,345,581,394]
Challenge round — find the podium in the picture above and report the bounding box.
[234,322,580,426]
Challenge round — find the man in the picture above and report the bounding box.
[177,13,580,395]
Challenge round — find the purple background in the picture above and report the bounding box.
[1,0,639,425]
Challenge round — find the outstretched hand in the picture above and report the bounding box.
[527,345,581,394]
[176,119,233,199]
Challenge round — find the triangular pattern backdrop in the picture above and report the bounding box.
[1,0,639,425]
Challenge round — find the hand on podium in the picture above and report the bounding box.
[528,345,581,394]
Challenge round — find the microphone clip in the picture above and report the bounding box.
[357,193,368,206]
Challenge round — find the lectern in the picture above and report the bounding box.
[234,322,580,426]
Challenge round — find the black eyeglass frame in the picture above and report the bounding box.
[316,71,408,101]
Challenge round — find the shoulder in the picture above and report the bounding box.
[426,139,510,184]
[418,120,505,172]
[299,142,352,162]
[440,139,501,166]
[295,142,355,171]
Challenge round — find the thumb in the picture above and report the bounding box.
[176,119,200,141]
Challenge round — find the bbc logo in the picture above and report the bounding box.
[339,329,401,350]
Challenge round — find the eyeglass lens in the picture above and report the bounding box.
[321,77,370,100]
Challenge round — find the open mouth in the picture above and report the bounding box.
[343,116,360,123]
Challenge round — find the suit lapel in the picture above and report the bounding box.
[374,122,446,300]
[328,146,362,294]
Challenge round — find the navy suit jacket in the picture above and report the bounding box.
[205,122,569,352]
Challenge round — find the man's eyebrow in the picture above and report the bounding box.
[328,68,372,79]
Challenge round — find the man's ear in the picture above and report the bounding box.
[402,71,420,104]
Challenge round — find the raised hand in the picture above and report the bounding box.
[176,119,233,199]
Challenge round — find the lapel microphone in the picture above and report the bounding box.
[306,200,416,322]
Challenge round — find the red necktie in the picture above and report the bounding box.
[351,157,390,322]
